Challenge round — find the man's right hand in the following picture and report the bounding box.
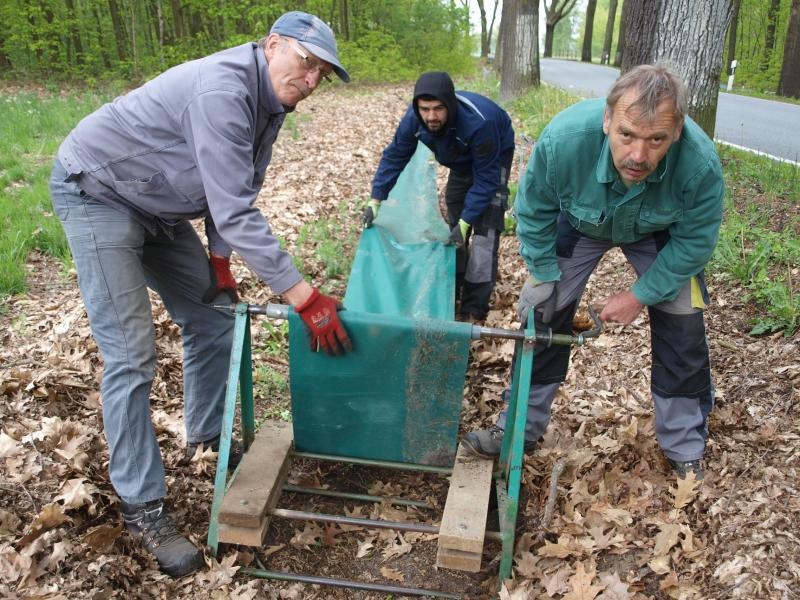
[517,277,557,324]
[362,199,381,228]
[295,287,353,355]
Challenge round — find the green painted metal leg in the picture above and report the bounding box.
[496,313,536,586]
[208,303,252,554]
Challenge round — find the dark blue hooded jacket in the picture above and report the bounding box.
[370,72,515,225]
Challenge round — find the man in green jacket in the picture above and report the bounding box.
[463,63,723,480]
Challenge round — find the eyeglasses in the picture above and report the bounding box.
[282,37,333,83]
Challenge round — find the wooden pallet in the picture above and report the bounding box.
[435,443,494,572]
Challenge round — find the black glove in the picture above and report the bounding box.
[362,200,381,229]
[446,219,470,248]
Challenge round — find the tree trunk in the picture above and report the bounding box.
[726,0,740,74]
[620,0,662,72]
[64,0,84,66]
[621,0,733,138]
[762,0,781,71]
[495,3,506,72]
[778,0,800,98]
[170,0,184,40]
[488,0,500,56]
[500,0,540,101]
[543,0,578,58]
[582,0,597,62]
[107,0,127,62]
[602,0,618,65]
[614,0,629,66]
[477,0,489,58]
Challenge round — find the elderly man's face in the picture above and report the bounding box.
[265,34,332,107]
[603,88,683,187]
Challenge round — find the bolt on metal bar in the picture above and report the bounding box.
[239,566,462,599]
[284,484,432,509]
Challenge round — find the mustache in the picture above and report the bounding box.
[620,158,652,171]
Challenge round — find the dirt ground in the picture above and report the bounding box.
[1,83,798,600]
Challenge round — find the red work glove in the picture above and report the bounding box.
[295,288,353,355]
[202,255,239,303]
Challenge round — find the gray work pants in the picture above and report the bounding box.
[50,159,234,503]
[498,230,713,462]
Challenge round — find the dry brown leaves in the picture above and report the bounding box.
[1,82,798,599]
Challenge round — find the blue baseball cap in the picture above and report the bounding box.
[270,11,350,83]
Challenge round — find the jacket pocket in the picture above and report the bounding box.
[637,206,683,234]
[564,202,604,227]
[113,171,169,195]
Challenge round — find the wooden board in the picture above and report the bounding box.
[217,517,270,546]
[435,545,482,572]
[436,443,493,557]
[218,420,293,528]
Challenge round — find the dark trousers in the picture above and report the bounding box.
[445,149,514,319]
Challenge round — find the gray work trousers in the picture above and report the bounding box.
[50,159,234,504]
[498,232,713,462]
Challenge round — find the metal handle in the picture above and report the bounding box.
[213,302,602,347]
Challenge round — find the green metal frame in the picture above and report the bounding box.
[207,303,535,589]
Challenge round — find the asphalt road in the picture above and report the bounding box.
[540,58,800,164]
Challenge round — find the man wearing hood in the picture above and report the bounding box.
[365,71,515,321]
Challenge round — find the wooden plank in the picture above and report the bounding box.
[436,546,482,572]
[219,420,293,528]
[437,443,493,554]
[217,518,270,547]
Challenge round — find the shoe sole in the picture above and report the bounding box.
[461,439,500,459]
[461,439,536,460]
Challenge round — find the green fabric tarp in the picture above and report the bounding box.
[289,146,473,465]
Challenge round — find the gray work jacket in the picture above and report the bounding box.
[57,42,303,294]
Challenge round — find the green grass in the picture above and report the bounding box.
[713,145,799,335]
[0,90,111,294]
[295,201,359,293]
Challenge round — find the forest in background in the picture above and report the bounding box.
[1,0,797,100]
[0,0,475,84]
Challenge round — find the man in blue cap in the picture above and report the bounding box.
[49,11,350,576]
[365,71,515,322]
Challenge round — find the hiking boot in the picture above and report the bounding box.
[121,500,204,577]
[462,426,536,458]
[669,458,704,481]
[185,435,243,470]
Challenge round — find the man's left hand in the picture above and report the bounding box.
[447,219,470,248]
[202,254,239,303]
[600,291,644,325]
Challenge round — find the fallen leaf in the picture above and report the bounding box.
[356,536,375,558]
[563,561,603,600]
[17,504,71,547]
[671,474,701,509]
[597,570,633,600]
[53,478,98,512]
[83,523,123,553]
[379,566,404,582]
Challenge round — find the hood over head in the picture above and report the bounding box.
[413,71,457,134]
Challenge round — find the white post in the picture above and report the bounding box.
[726,60,738,91]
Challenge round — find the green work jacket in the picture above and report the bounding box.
[516,98,724,306]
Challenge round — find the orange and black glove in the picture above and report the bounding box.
[202,255,239,303]
[295,288,352,355]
